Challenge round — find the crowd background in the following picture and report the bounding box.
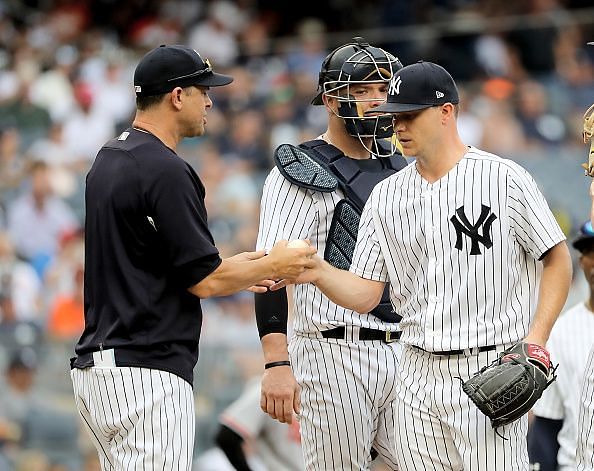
[0,0,593,469]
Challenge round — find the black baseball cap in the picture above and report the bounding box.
[374,61,459,113]
[133,45,233,97]
[572,220,594,252]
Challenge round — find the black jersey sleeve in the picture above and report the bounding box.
[146,158,221,286]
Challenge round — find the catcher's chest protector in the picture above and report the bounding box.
[274,139,406,323]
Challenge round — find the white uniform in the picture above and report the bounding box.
[532,302,594,470]
[577,344,594,471]
[350,147,565,471]
[219,378,303,470]
[256,164,402,470]
[71,365,194,471]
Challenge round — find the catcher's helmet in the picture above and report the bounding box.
[312,37,403,155]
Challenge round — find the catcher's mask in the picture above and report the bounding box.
[312,37,403,156]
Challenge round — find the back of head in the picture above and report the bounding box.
[312,37,403,154]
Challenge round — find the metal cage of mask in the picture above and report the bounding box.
[318,39,403,156]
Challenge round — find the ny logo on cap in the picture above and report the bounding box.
[388,76,402,96]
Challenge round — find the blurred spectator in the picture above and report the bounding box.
[285,18,327,83]
[0,82,51,145]
[126,5,183,49]
[0,127,26,202]
[504,0,560,79]
[0,232,42,326]
[43,227,84,307]
[61,81,115,165]
[47,263,83,342]
[90,57,135,129]
[217,110,269,169]
[28,45,77,123]
[6,161,79,274]
[515,79,567,148]
[26,122,81,200]
[187,0,245,67]
[0,348,40,427]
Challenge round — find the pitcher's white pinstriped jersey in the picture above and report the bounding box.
[350,147,565,351]
[256,165,399,334]
[577,344,594,471]
[532,302,594,470]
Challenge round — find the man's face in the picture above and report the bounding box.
[180,86,213,138]
[332,82,389,117]
[390,106,441,158]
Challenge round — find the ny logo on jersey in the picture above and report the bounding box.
[388,75,402,95]
[450,205,497,255]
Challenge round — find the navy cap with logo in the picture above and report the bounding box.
[572,220,594,252]
[374,61,459,113]
[133,45,233,97]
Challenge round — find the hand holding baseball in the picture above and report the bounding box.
[267,239,316,281]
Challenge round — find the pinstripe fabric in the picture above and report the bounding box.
[577,345,594,471]
[289,334,400,470]
[351,148,565,351]
[532,302,594,470]
[257,166,404,334]
[347,147,565,469]
[257,162,404,469]
[71,367,194,471]
[394,345,528,471]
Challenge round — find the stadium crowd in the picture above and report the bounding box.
[0,0,593,469]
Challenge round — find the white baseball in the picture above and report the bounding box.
[287,239,309,248]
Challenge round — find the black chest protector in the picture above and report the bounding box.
[274,139,407,323]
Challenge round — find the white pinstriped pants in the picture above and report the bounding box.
[71,366,195,471]
[577,346,594,471]
[289,333,401,471]
[394,345,528,471]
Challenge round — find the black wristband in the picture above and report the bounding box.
[264,360,291,369]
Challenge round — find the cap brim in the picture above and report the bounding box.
[373,102,434,113]
[196,72,234,87]
[572,235,594,251]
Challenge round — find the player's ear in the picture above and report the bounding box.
[170,87,184,110]
[441,103,455,124]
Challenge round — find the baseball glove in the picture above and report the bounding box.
[461,342,557,430]
[582,103,594,177]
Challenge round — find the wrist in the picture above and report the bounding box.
[523,334,547,347]
[261,333,289,362]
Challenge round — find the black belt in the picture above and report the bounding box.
[321,326,401,343]
[412,344,497,356]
